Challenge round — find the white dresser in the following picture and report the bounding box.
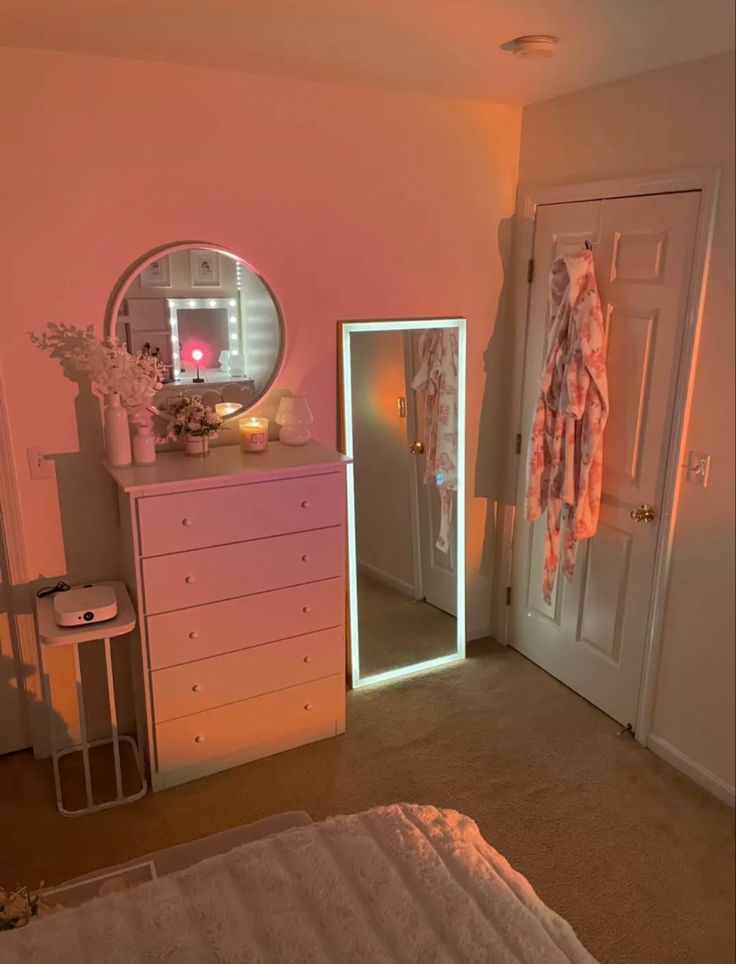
[106,441,350,791]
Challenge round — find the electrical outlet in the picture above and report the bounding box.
[27,447,55,480]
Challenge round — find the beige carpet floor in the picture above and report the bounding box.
[0,641,733,964]
[357,571,456,677]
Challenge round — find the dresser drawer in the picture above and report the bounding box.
[155,674,344,774]
[151,627,343,722]
[147,578,343,669]
[138,472,344,557]
[142,526,343,615]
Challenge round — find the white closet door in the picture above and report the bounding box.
[511,191,700,726]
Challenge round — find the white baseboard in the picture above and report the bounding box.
[647,733,735,807]
[357,560,416,598]
[467,623,493,643]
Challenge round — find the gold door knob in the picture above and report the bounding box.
[409,440,424,454]
[630,504,656,524]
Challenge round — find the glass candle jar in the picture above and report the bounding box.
[239,416,269,453]
[215,402,242,419]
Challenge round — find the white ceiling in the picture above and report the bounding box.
[1,0,733,104]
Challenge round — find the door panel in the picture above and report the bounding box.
[604,306,656,486]
[576,522,632,664]
[406,331,457,617]
[511,191,700,725]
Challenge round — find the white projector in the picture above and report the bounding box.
[53,584,119,627]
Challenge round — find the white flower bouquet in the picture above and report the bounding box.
[29,323,166,416]
[160,394,223,440]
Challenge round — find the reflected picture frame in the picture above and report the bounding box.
[190,249,221,287]
[139,256,170,288]
[338,316,467,689]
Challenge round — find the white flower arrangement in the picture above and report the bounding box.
[160,394,223,440]
[29,323,166,418]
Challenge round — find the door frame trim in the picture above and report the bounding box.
[402,331,425,602]
[0,363,35,754]
[501,168,721,748]
[0,365,32,585]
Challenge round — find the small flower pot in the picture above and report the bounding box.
[185,435,209,457]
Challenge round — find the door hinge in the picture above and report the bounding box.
[515,432,522,455]
[505,586,512,606]
[527,259,534,283]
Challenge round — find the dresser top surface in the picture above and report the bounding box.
[105,441,350,495]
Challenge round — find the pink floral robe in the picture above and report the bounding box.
[411,328,459,553]
[526,251,609,603]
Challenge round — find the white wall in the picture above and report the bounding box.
[351,330,415,591]
[517,52,735,795]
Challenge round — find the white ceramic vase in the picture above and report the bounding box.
[185,435,210,457]
[104,392,132,467]
[132,424,156,466]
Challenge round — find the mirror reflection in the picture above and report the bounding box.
[108,245,284,418]
[342,321,465,685]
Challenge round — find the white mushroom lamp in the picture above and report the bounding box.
[275,395,313,446]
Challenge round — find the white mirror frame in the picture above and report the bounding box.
[340,317,467,688]
[104,241,286,420]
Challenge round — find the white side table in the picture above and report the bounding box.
[35,581,148,816]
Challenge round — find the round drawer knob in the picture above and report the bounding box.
[303,656,313,664]
[192,684,202,693]
[302,605,311,614]
[300,500,310,509]
[304,703,313,711]
[188,631,199,640]
[194,735,205,744]
[182,517,193,527]
[185,575,195,584]
[301,554,310,563]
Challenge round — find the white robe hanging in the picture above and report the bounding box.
[525,251,609,603]
[411,329,459,553]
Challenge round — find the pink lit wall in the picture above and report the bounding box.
[0,47,521,649]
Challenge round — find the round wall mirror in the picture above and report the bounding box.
[105,243,285,420]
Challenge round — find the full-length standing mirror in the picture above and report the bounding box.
[340,319,466,687]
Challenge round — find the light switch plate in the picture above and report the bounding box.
[686,451,711,487]
[27,446,55,480]
[397,396,407,418]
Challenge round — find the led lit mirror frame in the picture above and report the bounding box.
[105,241,286,420]
[339,317,467,688]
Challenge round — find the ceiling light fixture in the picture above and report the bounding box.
[509,35,558,59]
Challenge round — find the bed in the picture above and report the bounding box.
[0,804,596,963]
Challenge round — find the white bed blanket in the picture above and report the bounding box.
[0,804,596,963]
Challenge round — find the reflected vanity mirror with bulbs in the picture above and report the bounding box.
[105,242,285,421]
[340,319,466,687]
